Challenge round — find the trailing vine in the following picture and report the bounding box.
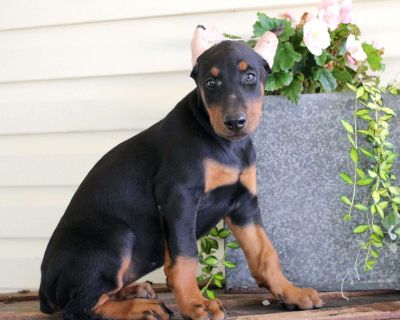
[340,80,400,272]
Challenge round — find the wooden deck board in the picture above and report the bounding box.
[1,289,400,319]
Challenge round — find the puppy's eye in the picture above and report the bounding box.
[205,78,216,89]
[243,72,256,84]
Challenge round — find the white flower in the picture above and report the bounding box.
[303,18,331,56]
[346,34,367,62]
[319,0,341,30]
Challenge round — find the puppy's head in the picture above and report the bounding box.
[190,26,278,141]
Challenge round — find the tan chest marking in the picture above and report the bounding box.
[204,159,257,195]
[240,164,257,195]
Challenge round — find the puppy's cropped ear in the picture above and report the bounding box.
[191,25,225,67]
[263,59,272,75]
[190,63,199,80]
[254,31,279,69]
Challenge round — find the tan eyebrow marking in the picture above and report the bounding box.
[239,60,248,71]
[210,67,220,77]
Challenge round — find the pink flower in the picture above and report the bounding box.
[319,0,341,30]
[339,0,353,23]
[303,18,331,56]
[279,11,298,27]
[347,54,356,65]
[346,35,367,62]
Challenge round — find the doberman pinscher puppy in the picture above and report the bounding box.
[39,26,323,320]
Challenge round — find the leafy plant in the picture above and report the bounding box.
[197,225,240,299]
[205,0,399,286]
[340,81,400,272]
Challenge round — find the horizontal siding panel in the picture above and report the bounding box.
[0,73,194,134]
[0,187,75,237]
[0,257,42,290]
[1,1,398,83]
[0,0,326,31]
[0,131,139,187]
[0,239,48,291]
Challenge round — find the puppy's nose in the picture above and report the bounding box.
[223,113,247,131]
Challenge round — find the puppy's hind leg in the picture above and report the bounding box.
[116,282,157,300]
[93,298,172,320]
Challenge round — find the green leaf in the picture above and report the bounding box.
[355,108,370,116]
[393,197,400,204]
[340,172,353,184]
[313,68,337,92]
[362,42,384,71]
[372,191,380,203]
[353,224,369,234]
[356,87,365,99]
[227,241,241,249]
[341,120,354,133]
[368,170,377,178]
[361,148,374,158]
[201,266,212,273]
[213,273,225,281]
[381,107,396,115]
[214,279,223,288]
[281,73,304,103]
[332,67,352,82]
[357,178,373,186]
[350,147,359,163]
[354,203,368,211]
[358,130,373,137]
[218,228,231,238]
[347,134,355,147]
[343,213,351,222]
[253,13,294,41]
[346,83,357,91]
[201,238,211,254]
[206,289,216,299]
[208,238,219,250]
[204,256,219,266]
[340,195,352,206]
[372,224,384,237]
[273,42,302,72]
[209,227,219,237]
[314,51,328,66]
[356,167,365,178]
[371,249,379,259]
[223,260,237,269]
[266,71,293,91]
[370,233,381,243]
[376,205,384,219]
[371,239,383,248]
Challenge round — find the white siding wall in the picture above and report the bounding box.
[1,0,399,292]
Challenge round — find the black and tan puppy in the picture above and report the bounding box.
[39,26,323,320]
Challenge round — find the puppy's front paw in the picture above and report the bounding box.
[279,285,324,310]
[181,298,226,320]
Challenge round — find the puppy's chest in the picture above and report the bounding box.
[203,158,256,195]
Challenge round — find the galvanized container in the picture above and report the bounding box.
[226,93,400,291]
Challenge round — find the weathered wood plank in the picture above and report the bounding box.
[1,291,400,320]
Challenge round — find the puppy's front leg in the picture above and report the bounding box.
[159,186,225,320]
[225,202,324,310]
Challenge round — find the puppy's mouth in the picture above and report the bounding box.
[224,132,249,140]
